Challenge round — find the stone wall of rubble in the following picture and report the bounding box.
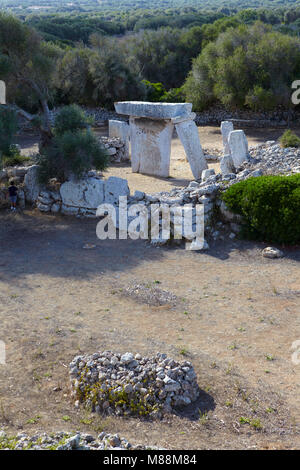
[69,351,199,418]
[1,140,299,246]
[99,136,129,163]
[0,430,160,450]
[17,105,300,132]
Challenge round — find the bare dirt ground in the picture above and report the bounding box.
[0,126,299,450]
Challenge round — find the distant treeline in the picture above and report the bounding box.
[22,7,300,45]
[1,8,300,115]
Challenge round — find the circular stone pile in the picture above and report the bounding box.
[69,351,199,418]
[0,430,159,450]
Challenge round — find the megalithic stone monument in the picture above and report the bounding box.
[0,80,6,105]
[114,101,208,179]
[221,121,234,154]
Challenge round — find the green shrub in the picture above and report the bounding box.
[0,108,18,167]
[142,80,166,102]
[245,86,276,112]
[280,130,300,148]
[2,146,31,167]
[36,130,109,184]
[53,104,94,136]
[222,175,300,245]
[160,87,185,103]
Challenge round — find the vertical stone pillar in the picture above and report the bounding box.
[221,121,234,154]
[130,117,173,177]
[228,130,249,167]
[0,81,5,105]
[175,119,208,180]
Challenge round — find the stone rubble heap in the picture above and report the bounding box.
[242,141,300,176]
[218,141,300,185]
[69,351,200,419]
[99,136,129,163]
[0,430,158,450]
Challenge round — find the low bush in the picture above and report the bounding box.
[36,129,109,184]
[2,146,31,167]
[53,104,94,136]
[280,130,300,148]
[222,174,300,245]
[36,105,108,184]
[0,108,18,167]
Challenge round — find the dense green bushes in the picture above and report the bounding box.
[142,80,185,103]
[0,108,27,167]
[5,8,300,113]
[53,104,93,135]
[184,22,300,111]
[222,175,300,245]
[0,108,18,161]
[36,106,108,184]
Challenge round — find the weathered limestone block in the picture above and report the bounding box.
[221,121,234,154]
[0,80,6,104]
[228,130,249,168]
[175,120,208,179]
[115,101,192,119]
[220,154,235,176]
[108,120,130,160]
[60,177,105,209]
[130,118,173,177]
[24,165,41,203]
[104,176,130,205]
[201,168,215,182]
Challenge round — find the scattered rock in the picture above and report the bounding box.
[262,247,284,259]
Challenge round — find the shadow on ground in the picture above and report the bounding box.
[0,210,299,285]
[0,210,164,282]
[174,389,216,421]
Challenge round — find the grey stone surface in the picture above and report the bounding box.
[24,165,41,204]
[220,154,235,176]
[60,177,105,209]
[175,119,208,179]
[221,121,234,154]
[130,117,173,177]
[228,130,249,167]
[0,430,161,450]
[104,176,130,205]
[0,80,5,104]
[109,120,130,160]
[262,247,284,259]
[202,168,215,182]
[115,101,192,119]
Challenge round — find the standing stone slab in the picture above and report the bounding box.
[220,154,235,176]
[24,165,41,203]
[109,120,130,160]
[130,118,173,177]
[175,120,208,179]
[228,130,249,168]
[60,177,105,209]
[0,80,5,104]
[221,121,234,154]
